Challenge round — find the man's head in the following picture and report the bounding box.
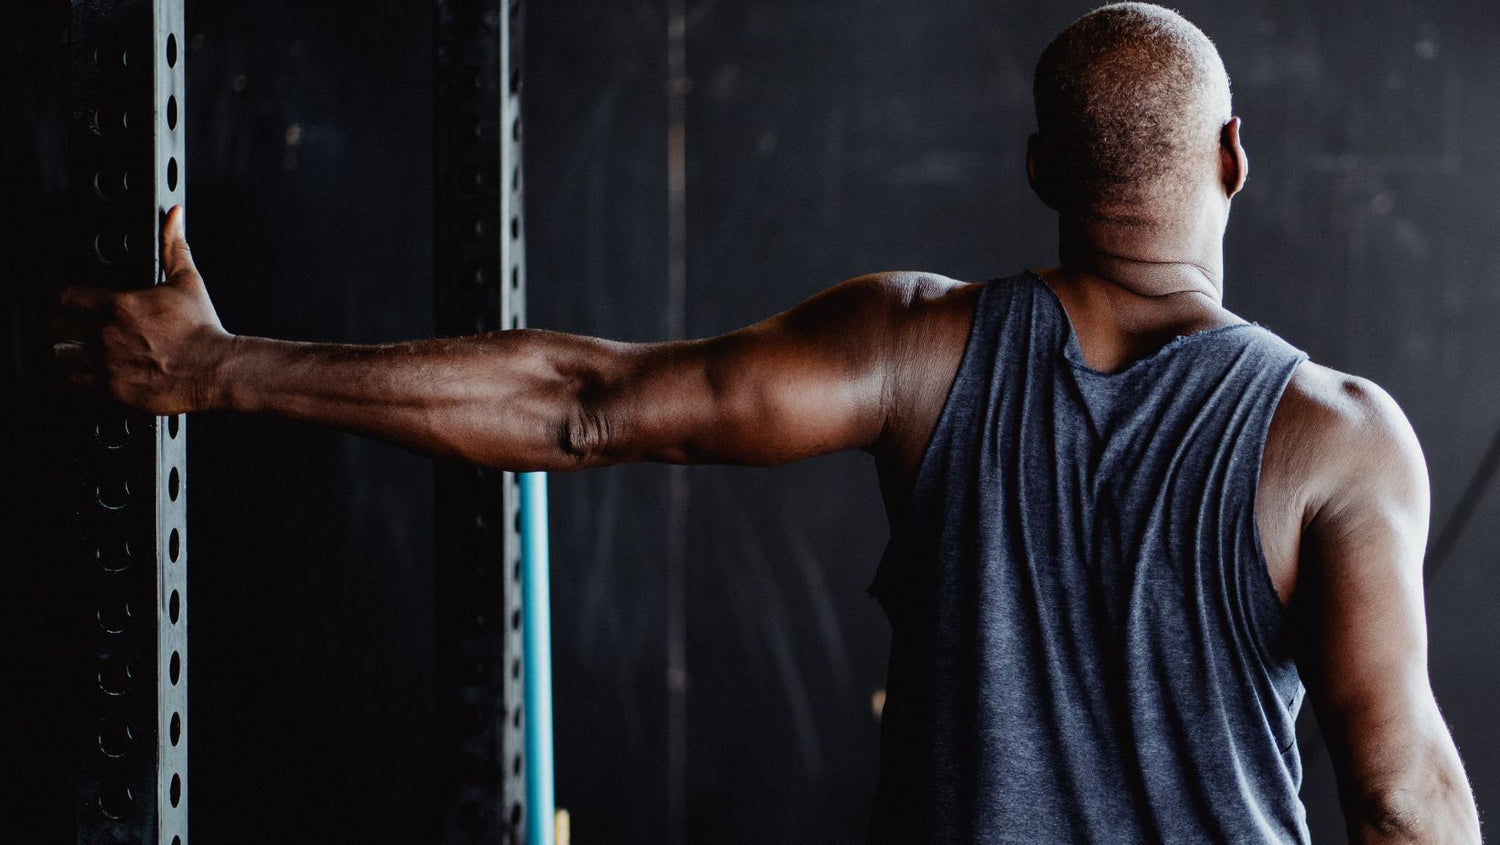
[1030,3,1241,222]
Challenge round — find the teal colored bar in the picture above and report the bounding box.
[519,472,555,845]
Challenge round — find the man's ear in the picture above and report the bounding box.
[1220,116,1248,198]
[1027,133,1058,210]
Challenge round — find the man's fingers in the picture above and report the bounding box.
[52,341,91,368]
[51,312,101,342]
[161,205,198,282]
[59,284,113,315]
[66,369,98,391]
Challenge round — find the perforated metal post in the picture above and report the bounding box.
[434,0,528,841]
[68,0,188,842]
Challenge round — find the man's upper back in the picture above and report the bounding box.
[869,272,1310,841]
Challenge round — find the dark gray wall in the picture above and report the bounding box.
[5,1,1497,842]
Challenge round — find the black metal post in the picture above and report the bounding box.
[67,0,188,842]
[434,0,528,841]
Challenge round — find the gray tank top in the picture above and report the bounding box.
[868,273,1310,843]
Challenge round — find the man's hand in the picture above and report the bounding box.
[54,205,234,414]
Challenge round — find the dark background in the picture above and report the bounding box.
[5,0,1499,841]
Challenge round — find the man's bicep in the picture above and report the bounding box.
[587,276,900,467]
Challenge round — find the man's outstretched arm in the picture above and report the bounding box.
[54,207,912,471]
[1292,370,1481,843]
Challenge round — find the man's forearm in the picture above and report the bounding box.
[217,330,618,470]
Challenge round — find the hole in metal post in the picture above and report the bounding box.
[167,158,179,192]
[96,480,131,510]
[97,539,132,573]
[92,168,131,202]
[456,113,483,142]
[511,116,521,141]
[168,414,180,439]
[170,712,181,746]
[169,651,181,685]
[169,528,180,562]
[169,467,180,501]
[458,701,485,735]
[169,590,180,624]
[461,657,487,686]
[98,780,134,820]
[169,773,181,807]
[459,751,488,783]
[92,232,132,265]
[458,802,486,834]
[97,655,133,696]
[167,96,178,130]
[166,34,178,67]
[95,418,132,448]
[465,264,488,289]
[97,601,133,634]
[513,753,522,776]
[97,719,134,758]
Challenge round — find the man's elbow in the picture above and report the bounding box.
[1356,779,1480,844]
[556,397,614,468]
[1360,789,1427,840]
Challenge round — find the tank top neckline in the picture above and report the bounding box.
[1020,269,1256,379]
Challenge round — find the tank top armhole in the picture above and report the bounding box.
[1243,352,1311,659]
[867,275,1011,601]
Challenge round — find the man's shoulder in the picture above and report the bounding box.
[1280,361,1411,447]
[1272,360,1426,513]
[839,271,978,310]
[835,271,986,353]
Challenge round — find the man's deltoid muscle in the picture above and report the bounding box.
[53,3,1480,842]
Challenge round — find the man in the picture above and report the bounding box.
[54,3,1480,842]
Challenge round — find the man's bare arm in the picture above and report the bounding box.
[54,207,922,471]
[1292,368,1481,843]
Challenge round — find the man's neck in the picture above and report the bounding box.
[1039,199,1241,372]
[1054,197,1229,303]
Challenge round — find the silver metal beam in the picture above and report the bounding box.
[69,0,188,842]
[434,0,527,840]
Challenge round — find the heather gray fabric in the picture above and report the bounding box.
[868,273,1310,843]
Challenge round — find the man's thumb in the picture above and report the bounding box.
[160,205,199,283]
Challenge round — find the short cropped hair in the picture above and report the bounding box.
[1033,3,1232,211]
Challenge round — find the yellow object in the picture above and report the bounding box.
[555,808,571,845]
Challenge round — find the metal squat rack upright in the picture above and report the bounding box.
[68,0,189,843]
[435,0,546,842]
